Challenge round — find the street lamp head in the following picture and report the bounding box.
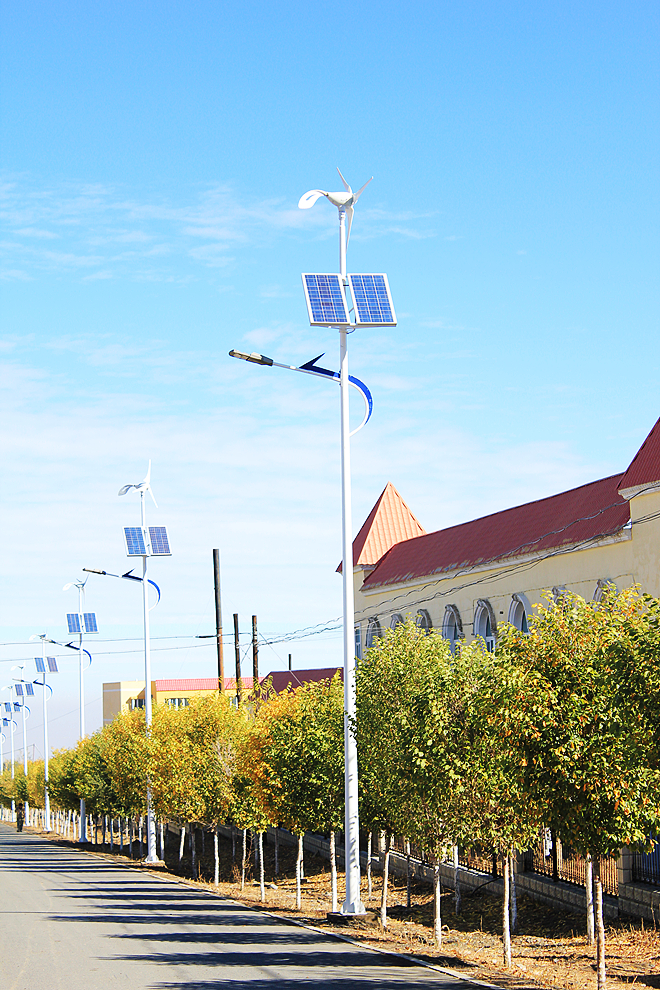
[229,349,274,366]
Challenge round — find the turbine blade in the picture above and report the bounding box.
[336,168,352,193]
[298,189,326,209]
[143,460,151,487]
[352,177,373,203]
[118,484,133,496]
[346,205,354,247]
[148,487,158,509]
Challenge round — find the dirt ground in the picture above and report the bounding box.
[28,822,660,989]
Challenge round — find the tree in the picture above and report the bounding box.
[496,588,660,986]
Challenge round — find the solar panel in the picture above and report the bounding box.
[48,657,59,673]
[25,684,34,697]
[13,702,20,712]
[4,703,10,713]
[348,274,397,326]
[149,526,171,556]
[14,684,23,697]
[67,613,81,635]
[301,274,351,326]
[124,526,147,556]
[2,718,8,726]
[35,658,46,673]
[83,612,98,634]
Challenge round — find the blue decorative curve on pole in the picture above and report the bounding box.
[299,354,373,431]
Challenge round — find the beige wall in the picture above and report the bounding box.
[354,491,660,651]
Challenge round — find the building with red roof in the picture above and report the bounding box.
[352,417,660,655]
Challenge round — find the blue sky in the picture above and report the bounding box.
[1,0,658,752]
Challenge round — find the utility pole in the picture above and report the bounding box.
[252,615,258,693]
[213,550,224,690]
[233,613,242,707]
[288,653,292,671]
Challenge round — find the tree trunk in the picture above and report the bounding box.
[380,834,391,928]
[453,845,462,915]
[274,828,279,876]
[406,839,412,910]
[119,817,124,853]
[179,825,185,863]
[139,816,143,859]
[102,815,106,846]
[232,824,236,862]
[586,854,595,945]
[109,816,113,852]
[503,852,512,967]
[594,858,606,989]
[296,833,303,909]
[190,823,197,878]
[510,849,518,934]
[434,862,442,948]
[129,818,134,858]
[367,831,373,900]
[214,826,220,886]
[330,830,338,913]
[259,831,265,902]
[241,828,247,891]
[159,820,165,861]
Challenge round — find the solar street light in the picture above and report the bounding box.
[0,687,17,822]
[10,669,32,823]
[30,636,57,830]
[83,463,169,864]
[63,578,97,843]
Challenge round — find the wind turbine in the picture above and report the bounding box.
[298,169,372,272]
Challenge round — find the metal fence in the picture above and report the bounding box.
[632,840,660,885]
[523,829,618,897]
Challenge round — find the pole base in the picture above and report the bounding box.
[327,909,374,924]
[142,856,166,867]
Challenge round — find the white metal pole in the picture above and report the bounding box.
[42,639,51,832]
[78,584,87,842]
[21,696,29,823]
[338,206,365,916]
[141,491,158,863]
[9,711,15,823]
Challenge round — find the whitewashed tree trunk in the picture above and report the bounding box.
[119,817,124,853]
[434,863,442,948]
[296,833,303,909]
[129,817,134,857]
[367,831,373,900]
[241,828,247,890]
[594,858,606,989]
[109,817,114,851]
[102,815,106,846]
[586,854,595,945]
[214,826,220,886]
[453,845,462,915]
[406,839,412,910]
[179,825,185,862]
[259,831,265,902]
[190,824,197,878]
[330,830,338,913]
[159,820,165,860]
[510,849,518,933]
[380,834,391,928]
[503,853,512,967]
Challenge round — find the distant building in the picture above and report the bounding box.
[102,669,341,726]
[351,416,660,656]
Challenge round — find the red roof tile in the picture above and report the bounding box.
[338,482,426,572]
[362,473,630,589]
[264,668,342,693]
[618,417,660,495]
[155,677,255,692]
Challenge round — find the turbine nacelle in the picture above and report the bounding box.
[118,460,158,507]
[298,169,372,246]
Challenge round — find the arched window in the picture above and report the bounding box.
[442,604,464,652]
[365,618,382,650]
[390,613,404,630]
[508,593,531,633]
[593,578,617,603]
[474,599,497,652]
[415,609,432,634]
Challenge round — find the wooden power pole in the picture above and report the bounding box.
[213,549,224,690]
[252,615,258,691]
[233,613,243,706]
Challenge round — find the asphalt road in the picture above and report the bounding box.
[0,824,481,990]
